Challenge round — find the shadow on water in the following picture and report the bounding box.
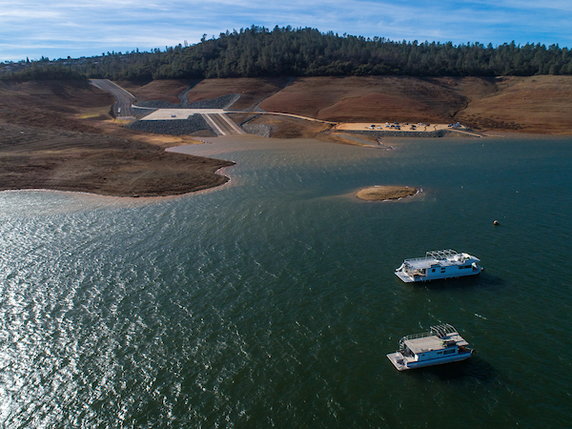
[405,273,507,292]
[406,356,497,383]
[477,272,507,289]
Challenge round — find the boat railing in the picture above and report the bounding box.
[399,330,434,343]
[426,249,459,260]
[404,251,477,266]
[430,323,458,338]
[403,256,436,264]
[399,324,458,344]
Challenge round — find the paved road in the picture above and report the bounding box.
[260,111,337,125]
[91,80,314,136]
[89,79,137,119]
[141,109,226,120]
[90,79,246,135]
[202,113,245,136]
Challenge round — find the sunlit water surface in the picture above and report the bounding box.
[1,136,571,428]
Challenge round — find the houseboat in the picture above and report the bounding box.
[387,324,473,371]
[395,249,482,283]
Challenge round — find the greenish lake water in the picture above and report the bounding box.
[1,136,571,428]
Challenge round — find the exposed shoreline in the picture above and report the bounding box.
[2,76,571,200]
[2,131,568,200]
[0,164,234,202]
[0,122,234,198]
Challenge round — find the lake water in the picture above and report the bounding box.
[1,136,571,428]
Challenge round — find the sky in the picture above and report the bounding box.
[1,0,571,61]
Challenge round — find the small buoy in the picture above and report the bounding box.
[493,220,500,226]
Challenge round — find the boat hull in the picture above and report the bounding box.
[395,269,481,283]
[387,351,472,371]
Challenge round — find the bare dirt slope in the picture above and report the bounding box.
[457,76,572,134]
[0,79,113,131]
[265,75,572,134]
[117,79,195,105]
[183,77,291,110]
[246,114,333,138]
[119,75,572,134]
[0,80,233,196]
[259,76,469,123]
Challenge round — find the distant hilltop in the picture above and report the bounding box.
[2,26,572,82]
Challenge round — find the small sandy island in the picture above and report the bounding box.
[356,185,418,201]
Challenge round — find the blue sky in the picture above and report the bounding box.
[1,0,571,61]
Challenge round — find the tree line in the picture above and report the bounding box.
[3,26,572,81]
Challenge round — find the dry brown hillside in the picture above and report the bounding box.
[122,75,572,134]
[457,76,572,134]
[0,79,113,132]
[131,76,572,134]
[184,77,291,110]
[257,75,572,134]
[0,80,233,196]
[260,76,469,123]
[117,79,194,104]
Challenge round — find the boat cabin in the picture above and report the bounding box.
[387,324,473,371]
[395,249,482,283]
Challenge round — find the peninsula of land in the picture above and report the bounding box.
[0,80,233,197]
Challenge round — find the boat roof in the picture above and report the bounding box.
[404,333,468,354]
[403,249,479,269]
[400,324,469,354]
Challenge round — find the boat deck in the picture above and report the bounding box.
[404,333,468,354]
[402,249,478,269]
[395,270,416,282]
[404,256,446,269]
[386,352,409,371]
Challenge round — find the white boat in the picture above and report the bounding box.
[387,324,473,371]
[395,249,482,283]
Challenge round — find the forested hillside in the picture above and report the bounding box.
[3,26,572,81]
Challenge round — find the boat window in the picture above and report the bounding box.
[443,349,456,355]
[432,268,436,272]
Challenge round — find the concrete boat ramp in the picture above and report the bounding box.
[141,109,226,120]
[136,108,245,136]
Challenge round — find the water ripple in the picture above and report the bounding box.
[0,137,571,427]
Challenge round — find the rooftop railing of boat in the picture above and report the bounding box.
[403,250,456,262]
[404,250,476,266]
[426,249,459,260]
[403,256,436,264]
[430,323,458,338]
[399,330,434,345]
[398,323,459,344]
